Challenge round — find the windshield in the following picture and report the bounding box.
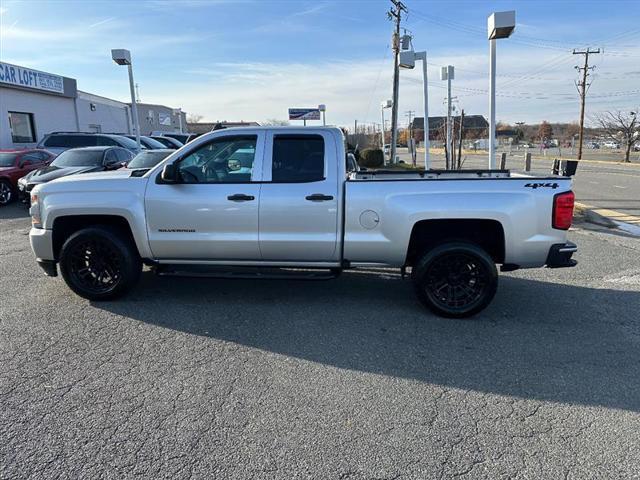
[52,150,104,167]
[127,151,172,169]
[0,153,18,167]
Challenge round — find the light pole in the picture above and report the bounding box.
[400,48,430,170]
[381,100,392,161]
[487,11,516,169]
[440,66,454,169]
[318,104,326,126]
[111,49,141,151]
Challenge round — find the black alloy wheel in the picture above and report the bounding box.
[67,238,122,295]
[59,226,141,300]
[412,242,498,318]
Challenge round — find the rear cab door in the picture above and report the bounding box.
[258,129,340,262]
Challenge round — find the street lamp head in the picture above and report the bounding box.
[399,50,416,69]
[488,11,516,40]
[318,104,326,112]
[111,48,132,66]
[381,100,393,109]
[440,65,454,81]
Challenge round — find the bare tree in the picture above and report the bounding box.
[593,110,638,162]
[186,114,204,123]
[537,121,553,142]
[262,118,290,126]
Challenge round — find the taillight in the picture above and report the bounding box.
[553,191,575,230]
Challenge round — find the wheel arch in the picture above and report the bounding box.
[405,218,505,267]
[52,215,139,260]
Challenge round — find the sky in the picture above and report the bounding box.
[1,0,639,128]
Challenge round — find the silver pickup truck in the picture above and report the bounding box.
[28,127,577,317]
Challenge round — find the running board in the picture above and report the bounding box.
[154,264,341,281]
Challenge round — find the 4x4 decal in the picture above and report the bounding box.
[524,182,559,189]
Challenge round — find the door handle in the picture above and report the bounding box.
[227,194,255,201]
[305,194,334,201]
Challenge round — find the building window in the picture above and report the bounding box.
[8,112,36,143]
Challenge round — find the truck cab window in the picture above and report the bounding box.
[272,135,324,183]
[177,136,257,183]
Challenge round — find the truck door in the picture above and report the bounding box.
[258,131,339,262]
[145,132,265,260]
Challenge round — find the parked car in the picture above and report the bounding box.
[158,132,198,144]
[634,143,640,152]
[123,135,167,150]
[149,136,184,149]
[383,144,403,155]
[0,149,55,206]
[589,142,600,149]
[602,141,620,149]
[18,146,133,201]
[36,132,142,155]
[122,149,173,171]
[28,127,577,318]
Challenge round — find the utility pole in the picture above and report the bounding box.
[572,48,600,175]
[135,83,140,103]
[388,0,407,165]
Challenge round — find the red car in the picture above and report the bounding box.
[0,149,56,206]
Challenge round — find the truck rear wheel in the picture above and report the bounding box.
[411,242,498,318]
[59,226,141,301]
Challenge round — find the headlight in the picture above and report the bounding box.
[30,194,42,228]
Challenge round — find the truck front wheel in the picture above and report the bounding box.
[411,242,498,318]
[59,226,141,301]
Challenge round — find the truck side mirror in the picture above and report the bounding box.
[161,163,178,183]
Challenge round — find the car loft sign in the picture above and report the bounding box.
[289,108,321,121]
[0,62,65,94]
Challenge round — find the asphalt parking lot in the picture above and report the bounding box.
[1,203,639,479]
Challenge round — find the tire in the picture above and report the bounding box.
[411,242,498,318]
[59,226,142,301]
[0,179,14,206]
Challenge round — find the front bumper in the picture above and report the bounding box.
[29,227,55,261]
[546,241,578,268]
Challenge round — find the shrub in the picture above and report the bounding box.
[359,148,384,168]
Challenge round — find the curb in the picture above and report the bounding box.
[575,202,640,237]
[574,202,617,228]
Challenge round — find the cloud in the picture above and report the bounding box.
[89,17,116,28]
[289,3,329,18]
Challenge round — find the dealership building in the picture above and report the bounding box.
[0,62,187,149]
